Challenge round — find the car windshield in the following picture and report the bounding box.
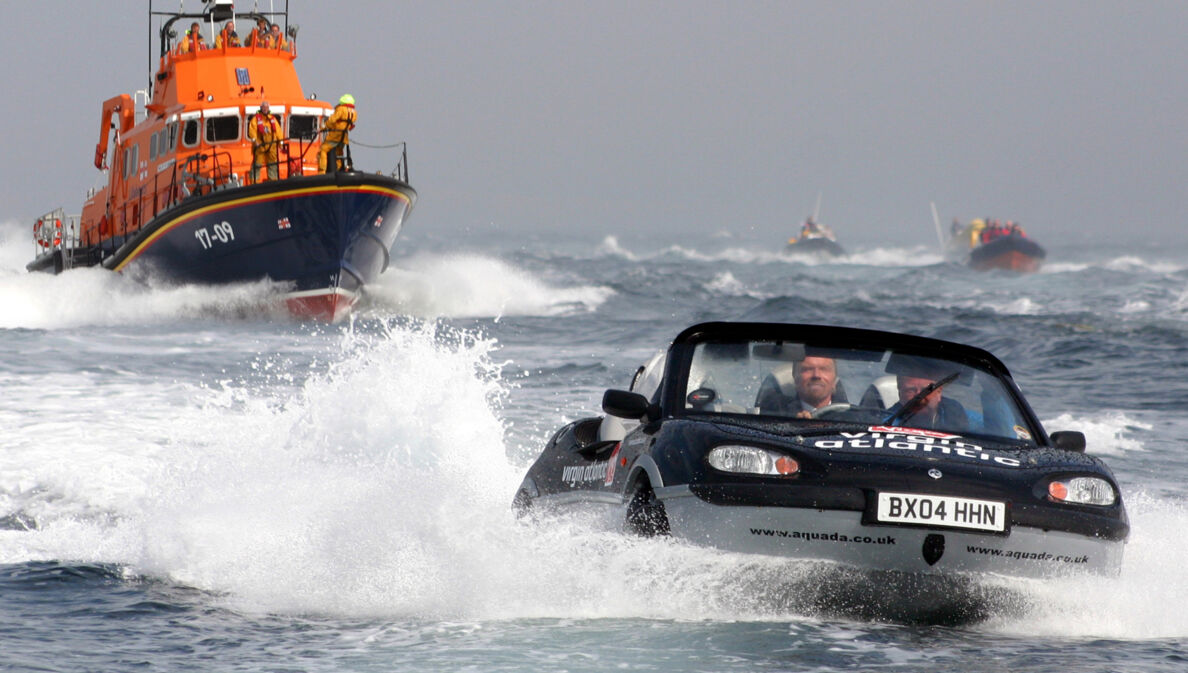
[683,340,1036,444]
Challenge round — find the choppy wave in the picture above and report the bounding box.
[2,319,1188,642]
[596,235,946,267]
[1041,256,1187,275]
[0,323,520,615]
[0,222,612,327]
[0,267,288,330]
[989,492,1188,639]
[364,253,613,319]
[1041,411,1151,456]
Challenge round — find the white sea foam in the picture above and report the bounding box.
[1043,256,1186,275]
[843,246,945,267]
[985,296,1043,315]
[0,323,523,616]
[0,216,290,327]
[596,235,639,261]
[0,219,35,273]
[1104,256,1185,274]
[4,323,1188,635]
[1172,285,1188,313]
[366,253,613,319]
[596,234,945,268]
[706,271,747,296]
[989,492,1188,639]
[1,218,609,326]
[1042,411,1151,456]
[0,266,285,330]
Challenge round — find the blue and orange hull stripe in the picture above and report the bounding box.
[112,183,412,271]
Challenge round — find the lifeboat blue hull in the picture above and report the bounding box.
[32,172,416,321]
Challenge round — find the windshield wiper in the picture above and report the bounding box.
[882,371,960,426]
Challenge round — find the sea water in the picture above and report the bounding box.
[2,221,1188,671]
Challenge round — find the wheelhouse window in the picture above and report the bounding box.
[122,144,140,179]
[204,107,241,143]
[289,105,327,141]
[165,120,178,153]
[288,114,319,140]
[682,340,1034,444]
[181,113,200,148]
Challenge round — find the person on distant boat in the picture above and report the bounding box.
[177,22,207,54]
[969,219,986,247]
[318,95,357,174]
[248,102,283,183]
[801,216,819,237]
[981,219,1000,244]
[798,216,835,241]
[215,21,240,48]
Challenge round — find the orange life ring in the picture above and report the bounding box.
[34,218,63,248]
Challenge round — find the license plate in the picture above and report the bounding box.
[876,492,1007,532]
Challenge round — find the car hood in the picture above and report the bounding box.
[701,418,1106,471]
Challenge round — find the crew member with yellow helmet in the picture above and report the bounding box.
[318,94,357,174]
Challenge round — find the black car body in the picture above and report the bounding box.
[515,322,1128,579]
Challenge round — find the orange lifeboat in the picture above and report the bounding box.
[943,218,1046,273]
[27,1,417,322]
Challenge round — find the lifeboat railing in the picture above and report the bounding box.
[99,139,411,258]
[347,140,410,184]
[32,208,82,268]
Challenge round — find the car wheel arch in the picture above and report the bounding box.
[624,456,664,497]
[623,458,671,537]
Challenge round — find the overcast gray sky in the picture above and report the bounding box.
[3,1,1186,250]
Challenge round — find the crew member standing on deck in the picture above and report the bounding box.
[215,21,239,48]
[248,101,283,182]
[269,23,289,51]
[178,22,207,53]
[248,17,270,46]
[318,95,356,174]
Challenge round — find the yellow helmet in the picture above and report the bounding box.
[338,94,355,106]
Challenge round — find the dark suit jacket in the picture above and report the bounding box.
[885,397,968,432]
[755,374,848,415]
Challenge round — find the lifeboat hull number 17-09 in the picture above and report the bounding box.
[195,221,236,250]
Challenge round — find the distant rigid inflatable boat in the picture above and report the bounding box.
[27,1,417,322]
[945,219,1045,273]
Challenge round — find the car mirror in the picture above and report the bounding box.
[1050,430,1086,452]
[751,342,806,362]
[603,389,656,420]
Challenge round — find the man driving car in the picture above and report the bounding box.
[755,356,843,417]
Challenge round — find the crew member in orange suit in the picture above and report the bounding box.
[318,95,357,173]
[248,101,283,182]
[178,22,207,53]
[215,21,240,48]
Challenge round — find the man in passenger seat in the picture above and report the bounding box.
[887,375,968,431]
[755,356,844,417]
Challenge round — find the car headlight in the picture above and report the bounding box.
[1048,477,1116,506]
[707,445,799,476]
